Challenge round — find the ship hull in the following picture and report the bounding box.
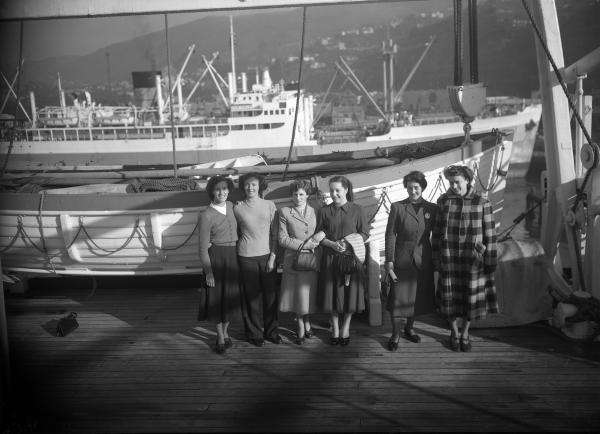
[1,106,540,176]
[0,134,512,276]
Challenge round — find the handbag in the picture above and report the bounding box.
[292,240,320,272]
[334,251,358,274]
[56,312,79,337]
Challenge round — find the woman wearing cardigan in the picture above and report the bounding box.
[384,171,438,352]
[234,172,281,347]
[315,175,369,346]
[197,176,241,355]
[278,179,320,345]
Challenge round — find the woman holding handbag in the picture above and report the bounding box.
[278,179,322,345]
[197,175,242,355]
[315,175,370,346]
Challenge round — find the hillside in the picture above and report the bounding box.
[1,0,598,108]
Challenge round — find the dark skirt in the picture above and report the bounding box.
[387,265,436,318]
[197,245,242,323]
[317,249,365,314]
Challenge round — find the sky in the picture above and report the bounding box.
[0,10,262,61]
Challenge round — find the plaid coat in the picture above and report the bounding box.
[432,188,498,320]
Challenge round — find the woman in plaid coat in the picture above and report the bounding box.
[432,165,498,352]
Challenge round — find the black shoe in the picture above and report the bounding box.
[340,337,350,346]
[266,335,283,345]
[224,337,233,349]
[449,332,460,352]
[460,336,472,352]
[403,329,421,343]
[304,329,315,339]
[387,338,399,352]
[330,337,340,346]
[295,336,306,345]
[216,340,226,355]
[250,338,265,347]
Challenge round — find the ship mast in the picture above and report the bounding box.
[229,15,237,100]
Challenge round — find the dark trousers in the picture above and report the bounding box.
[238,255,279,340]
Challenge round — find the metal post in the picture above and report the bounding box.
[367,240,382,326]
[574,74,587,180]
[453,0,463,86]
[0,257,11,408]
[164,14,178,178]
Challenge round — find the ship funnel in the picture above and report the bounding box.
[262,68,272,89]
[241,72,248,93]
[30,91,37,125]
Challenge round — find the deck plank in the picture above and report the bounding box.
[5,285,600,433]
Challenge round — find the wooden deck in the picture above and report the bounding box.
[4,279,600,433]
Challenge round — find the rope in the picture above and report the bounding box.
[126,177,198,193]
[426,173,447,202]
[0,216,24,254]
[0,20,24,177]
[368,188,392,224]
[497,201,541,242]
[79,216,140,257]
[520,0,593,211]
[474,142,506,193]
[282,6,307,181]
[159,222,198,251]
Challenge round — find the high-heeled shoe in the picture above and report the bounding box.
[460,335,472,352]
[304,329,315,339]
[387,337,399,352]
[403,328,421,343]
[449,332,460,352]
[330,336,340,346]
[295,336,306,345]
[216,339,226,355]
[340,337,350,346]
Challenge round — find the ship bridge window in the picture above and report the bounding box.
[269,110,273,115]
[279,102,286,109]
[244,124,257,130]
[271,122,284,129]
[231,125,243,131]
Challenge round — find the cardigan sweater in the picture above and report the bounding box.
[198,201,238,273]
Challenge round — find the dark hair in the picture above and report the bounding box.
[443,165,474,183]
[206,175,234,201]
[289,179,312,196]
[403,170,427,190]
[239,172,268,198]
[329,175,354,202]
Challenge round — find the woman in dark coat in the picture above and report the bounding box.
[432,165,498,352]
[384,171,438,351]
[315,175,369,346]
[198,176,241,355]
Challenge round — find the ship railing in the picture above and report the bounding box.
[19,121,283,142]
